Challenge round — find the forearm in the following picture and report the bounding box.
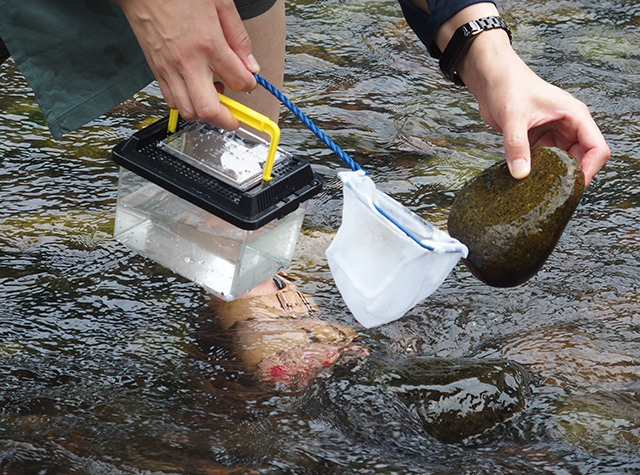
[409,2,610,184]
[433,2,500,51]
[433,3,519,101]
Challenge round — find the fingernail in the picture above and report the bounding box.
[247,54,261,73]
[508,158,530,179]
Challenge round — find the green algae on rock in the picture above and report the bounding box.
[447,147,585,287]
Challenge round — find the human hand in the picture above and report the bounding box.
[114,0,261,130]
[459,31,610,187]
[434,3,610,187]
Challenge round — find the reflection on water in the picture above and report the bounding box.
[1,0,640,472]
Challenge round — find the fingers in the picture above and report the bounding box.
[216,0,261,75]
[502,118,532,180]
[119,0,260,129]
[572,107,611,186]
[170,3,256,127]
[527,105,610,187]
[183,67,240,129]
[495,91,609,185]
[159,69,244,131]
[579,145,611,187]
[203,1,258,94]
[164,72,240,130]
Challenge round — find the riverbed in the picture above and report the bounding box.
[1,0,639,473]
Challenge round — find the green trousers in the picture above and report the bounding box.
[0,0,154,139]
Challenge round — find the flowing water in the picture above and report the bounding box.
[1,0,639,473]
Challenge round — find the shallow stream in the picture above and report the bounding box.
[1,0,639,473]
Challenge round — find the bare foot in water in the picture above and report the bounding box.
[208,272,368,385]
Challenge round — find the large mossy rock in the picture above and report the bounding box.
[447,147,585,287]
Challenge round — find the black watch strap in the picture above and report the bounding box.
[439,16,512,86]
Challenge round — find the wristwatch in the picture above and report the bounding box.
[438,16,512,86]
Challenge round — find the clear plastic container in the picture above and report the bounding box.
[114,167,307,301]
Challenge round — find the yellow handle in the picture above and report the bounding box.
[167,109,179,134]
[217,94,280,182]
[167,95,280,183]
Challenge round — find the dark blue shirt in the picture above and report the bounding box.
[397,0,497,57]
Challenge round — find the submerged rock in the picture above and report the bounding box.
[305,356,533,445]
[369,357,533,444]
[447,147,585,287]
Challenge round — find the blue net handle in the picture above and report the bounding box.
[254,73,363,173]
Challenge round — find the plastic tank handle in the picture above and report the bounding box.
[167,95,281,183]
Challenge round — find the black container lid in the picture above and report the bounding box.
[111,115,323,230]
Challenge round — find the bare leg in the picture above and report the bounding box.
[209,273,368,385]
[217,0,285,123]
[209,1,367,385]
[214,0,286,298]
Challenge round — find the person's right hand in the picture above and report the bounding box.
[114,0,261,130]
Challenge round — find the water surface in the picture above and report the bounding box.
[1,0,639,473]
